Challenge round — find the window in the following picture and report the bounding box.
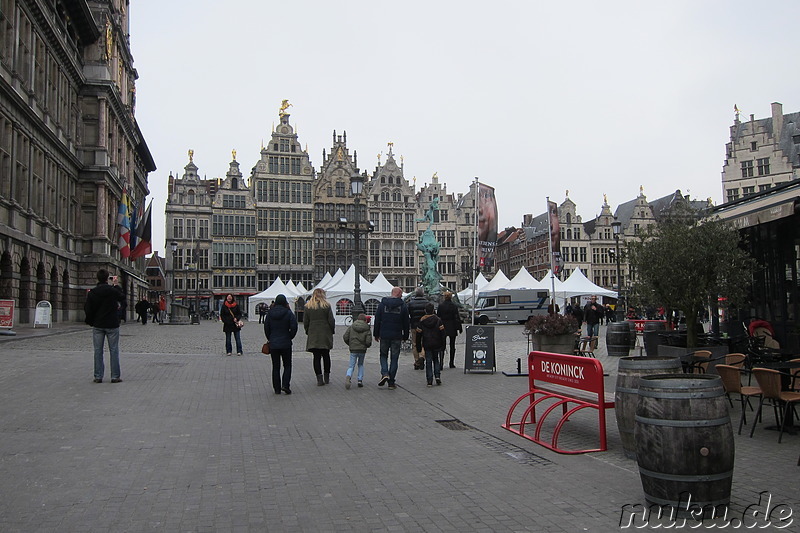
[727,188,739,202]
[757,158,770,176]
[742,186,755,196]
[750,141,757,151]
[573,227,580,240]
[759,184,771,192]
[740,160,753,178]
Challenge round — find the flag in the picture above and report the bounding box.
[547,200,563,275]
[130,200,152,260]
[130,199,144,251]
[117,189,132,258]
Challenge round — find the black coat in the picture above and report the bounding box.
[416,314,446,352]
[264,304,298,350]
[408,296,428,327]
[436,299,462,337]
[84,282,125,329]
[221,303,243,333]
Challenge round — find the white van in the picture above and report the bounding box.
[473,289,549,324]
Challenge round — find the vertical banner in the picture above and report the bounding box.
[464,325,496,373]
[0,299,14,328]
[477,183,498,270]
[547,200,563,275]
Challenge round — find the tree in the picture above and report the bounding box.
[628,214,755,348]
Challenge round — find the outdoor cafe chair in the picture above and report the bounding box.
[716,364,761,434]
[725,353,746,368]
[689,350,713,374]
[789,358,800,392]
[750,368,800,443]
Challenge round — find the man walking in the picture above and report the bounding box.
[407,287,428,370]
[583,295,603,350]
[373,287,410,390]
[84,269,125,383]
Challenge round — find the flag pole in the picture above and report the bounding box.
[546,197,555,310]
[471,177,479,326]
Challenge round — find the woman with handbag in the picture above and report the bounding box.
[264,294,298,394]
[303,288,335,386]
[221,293,244,356]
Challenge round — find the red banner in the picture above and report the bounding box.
[0,299,15,328]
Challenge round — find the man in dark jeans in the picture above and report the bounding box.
[583,295,603,350]
[84,269,126,383]
[407,287,429,370]
[374,287,410,390]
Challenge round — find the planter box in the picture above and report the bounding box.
[530,333,576,355]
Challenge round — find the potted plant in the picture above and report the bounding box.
[524,313,580,354]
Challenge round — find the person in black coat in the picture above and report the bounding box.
[436,291,462,369]
[84,269,125,383]
[407,287,429,370]
[264,294,298,394]
[416,303,445,386]
[220,294,244,355]
[135,299,150,325]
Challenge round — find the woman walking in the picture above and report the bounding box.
[264,294,298,394]
[436,291,462,369]
[221,293,244,356]
[303,288,335,386]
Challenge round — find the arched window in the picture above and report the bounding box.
[566,213,572,224]
[188,190,195,205]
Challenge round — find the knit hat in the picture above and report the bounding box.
[275,294,287,306]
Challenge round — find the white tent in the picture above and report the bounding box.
[314,272,332,291]
[295,282,309,295]
[477,270,511,294]
[557,268,617,299]
[321,265,392,325]
[456,273,490,307]
[318,268,344,291]
[505,267,547,290]
[248,277,297,319]
[370,272,394,293]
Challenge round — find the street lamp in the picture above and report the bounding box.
[191,243,200,324]
[611,219,624,322]
[170,241,178,322]
[338,173,374,319]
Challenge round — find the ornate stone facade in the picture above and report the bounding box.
[0,0,154,323]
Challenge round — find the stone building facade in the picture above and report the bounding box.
[250,111,314,290]
[722,102,800,203]
[0,0,154,323]
[366,144,417,289]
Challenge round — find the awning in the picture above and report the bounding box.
[712,192,799,229]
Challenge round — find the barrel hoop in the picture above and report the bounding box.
[638,466,733,483]
[616,387,639,394]
[635,415,731,428]
[642,492,731,508]
[638,389,724,399]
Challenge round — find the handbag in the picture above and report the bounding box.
[261,342,270,355]
[228,307,243,329]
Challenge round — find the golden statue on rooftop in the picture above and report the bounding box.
[279,99,292,116]
[188,149,194,163]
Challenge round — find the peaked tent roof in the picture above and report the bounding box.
[370,272,394,293]
[505,267,546,290]
[556,268,617,298]
[478,270,511,293]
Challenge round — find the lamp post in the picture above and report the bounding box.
[338,173,374,319]
[611,219,624,322]
[170,241,178,323]
[191,244,200,324]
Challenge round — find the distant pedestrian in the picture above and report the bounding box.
[150,301,160,323]
[583,296,603,346]
[257,302,267,324]
[436,291,462,369]
[135,298,149,325]
[158,295,167,323]
[416,303,445,387]
[343,313,372,389]
[605,304,615,323]
[295,296,305,323]
[571,302,584,328]
[221,293,244,356]
[408,287,428,370]
[264,294,298,395]
[304,288,335,386]
[84,269,125,384]
[374,287,410,390]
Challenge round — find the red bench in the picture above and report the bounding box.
[503,351,614,454]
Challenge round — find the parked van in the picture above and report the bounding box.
[473,289,549,324]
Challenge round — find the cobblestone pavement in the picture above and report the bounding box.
[0,319,797,531]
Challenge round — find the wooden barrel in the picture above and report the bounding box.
[635,374,734,514]
[606,321,631,356]
[615,357,682,459]
[644,321,667,356]
[627,321,637,350]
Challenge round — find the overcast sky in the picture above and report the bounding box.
[130,0,800,256]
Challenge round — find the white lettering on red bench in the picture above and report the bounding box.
[541,361,585,380]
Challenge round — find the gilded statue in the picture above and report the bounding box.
[279,99,292,116]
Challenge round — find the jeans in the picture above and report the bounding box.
[347,352,366,381]
[425,349,442,383]
[587,322,600,338]
[311,349,331,376]
[379,339,402,385]
[270,349,292,392]
[93,327,121,380]
[225,330,243,354]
